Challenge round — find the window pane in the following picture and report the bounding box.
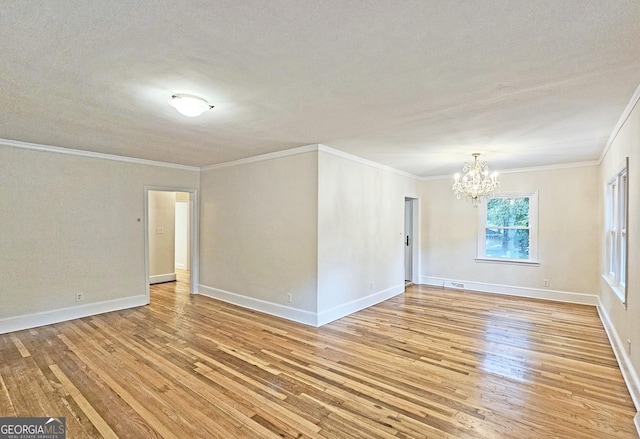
[620,174,627,229]
[486,197,530,227]
[603,161,628,300]
[485,228,530,259]
[621,232,627,285]
[609,230,616,275]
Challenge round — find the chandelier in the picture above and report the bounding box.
[452,153,499,206]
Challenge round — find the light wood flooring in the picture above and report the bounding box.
[0,274,637,438]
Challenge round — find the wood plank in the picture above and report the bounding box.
[0,373,17,417]
[0,275,636,438]
[10,334,31,358]
[49,363,119,439]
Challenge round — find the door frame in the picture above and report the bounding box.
[404,197,419,284]
[144,186,199,301]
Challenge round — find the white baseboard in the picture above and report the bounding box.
[149,273,177,284]
[317,284,405,326]
[198,285,318,326]
[597,300,640,414]
[175,263,188,270]
[0,295,148,334]
[420,276,599,306]
[197,284,405,327]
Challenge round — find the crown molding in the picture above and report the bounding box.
[201,143,420,179]
[497,160,601,175]
[0,138,201,171]
[317,144,420,179]
[420,159,601,181]
[600,82,640,163]
[200,144,320,171]
[3,129,618,181]
[1,137,416,178]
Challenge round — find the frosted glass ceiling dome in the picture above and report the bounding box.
[169,94,214,117]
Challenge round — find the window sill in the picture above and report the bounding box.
[602,274,626,305]
[475,258,540,267]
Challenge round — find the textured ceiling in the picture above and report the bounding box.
[1,1,639,176]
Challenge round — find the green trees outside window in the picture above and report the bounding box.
[485,197,530,259]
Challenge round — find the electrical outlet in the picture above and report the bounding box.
[543,279,550,287]
[627,339,632,355]
[286,293,292,303]
[370,282,375,291]
[75,293,84,302]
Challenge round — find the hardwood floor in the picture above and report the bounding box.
[1,275,636,438]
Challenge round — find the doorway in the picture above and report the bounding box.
[144,187,198,302]
[404,197,418,284]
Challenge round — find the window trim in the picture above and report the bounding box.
[476,191,539,265]
[603,158,628,305]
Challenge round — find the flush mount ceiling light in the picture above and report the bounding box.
[452,153,500,206]
[168,93,214,117]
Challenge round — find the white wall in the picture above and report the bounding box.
[175,195,189,270]
[199,149,319,318]
[198,145,419,326]
[148,190,176,282]
[317,149,418,324]
[420,165,600,298]
[598,88,640,410]
[0,143,199,331]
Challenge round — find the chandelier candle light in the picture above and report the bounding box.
[452,153,499,206]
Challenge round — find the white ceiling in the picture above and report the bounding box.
[1,1,639,177]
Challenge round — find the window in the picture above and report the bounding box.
[477,191,538,264]
[605,159,628,303]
